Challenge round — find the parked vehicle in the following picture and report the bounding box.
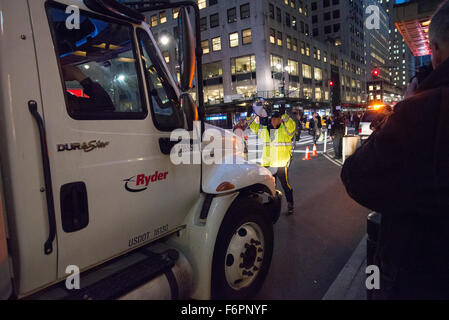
[0,0,281,300]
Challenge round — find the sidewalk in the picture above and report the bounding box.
[322,235,367,300]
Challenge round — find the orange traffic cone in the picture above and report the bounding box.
[311,144,318,157]
[302,146,312,160]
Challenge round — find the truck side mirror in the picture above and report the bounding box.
[178,7,196,92]
[181,94,198,131]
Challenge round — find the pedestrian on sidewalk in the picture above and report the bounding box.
[330,110,345,159]
[247,99,296,215]
[309,112,322,144]
[341,0,449,300]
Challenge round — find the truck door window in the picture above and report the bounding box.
[47,4,147,120]
[136,28,184,131]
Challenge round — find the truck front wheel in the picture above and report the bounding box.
[211,196,274,299]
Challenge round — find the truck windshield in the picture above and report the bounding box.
[47,4,146,119]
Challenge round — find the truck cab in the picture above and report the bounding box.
[0,0,281,300]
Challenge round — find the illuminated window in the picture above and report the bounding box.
[212,37,221,51]
[231,55,256,74]
[159,11,167,24]
[314,67,322,81]
[242,29,252,45]
[203,61,223,78]
[151,15,158,27]
[198,0,206,10]
[277,31,283,46]
[315,87,322,100]
[201,40,210,54]
[287,36,292,50]
[302,64,312,79]
[292,38,298,52]
[162,50,170,63]
[229,32,239,47]
[305,43,310,56]
[287,60,299,75]
[270,54,283,71]
[269,29,276,44]
[172,8,180,19]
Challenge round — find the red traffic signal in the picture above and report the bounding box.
[372,69,380,78]
[329,81,334,87]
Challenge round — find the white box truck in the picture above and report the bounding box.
[0,0,281,300]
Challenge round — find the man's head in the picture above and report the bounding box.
[312,112,317,118]
[271,110,282,128]
[429,0,449,69]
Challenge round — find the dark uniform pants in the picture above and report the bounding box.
[333,133,344,158]
[270,166,294,204]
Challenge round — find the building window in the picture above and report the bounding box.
[311,2,317,11]
[242,29,252,45]
[276,7,281,23]
[333,10,340,19]
[240,3,250,19]
[301,41,305,55]
[209,0,218,6]
[269,4,275,19]
[324,12,331,21]
[306,43,310,56]
[314,67,322,81]
[162,50,170,63]
[270,54,283,72]
[198,0,206,10]
[231,55,256,74]
[317,49,321,60]
[287,36,291,50]
[313,28,319,37]
[229,32,239,48]
[333,0,339,5]
[292,38,298,52]
[290,0,295,9]
[172,8,180,19]
[323,51,327,63]
[210,13,219,28]
[292,16,297,30]
[333,23,340,32]
[315,87,322,100]
[269,28,276,44]
[204,61,222,78]
[324,0,330,7]
[324,25,331,34]
[212,37,221,51]
[200,17,207,31]
[312,15,318,23]
[201,40,210,54]
[302,64,312,79]
[150,15,158,27]
[228,7,237,23]
[159,11,167,24]
[287,60,299,75]
[286,13,291,27]
[276,31,283,46]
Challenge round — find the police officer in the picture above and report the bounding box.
[330,110,346,159]
[247,99,296,215]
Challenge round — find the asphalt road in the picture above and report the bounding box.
[253,130,371,300]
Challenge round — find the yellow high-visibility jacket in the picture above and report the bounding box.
[247,114,296,167]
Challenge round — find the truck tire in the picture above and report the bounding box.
[211,196,274,299]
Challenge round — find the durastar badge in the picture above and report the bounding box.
[57,140,110,153]
[124,171,169,192]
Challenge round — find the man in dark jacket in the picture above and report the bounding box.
[330,110,345,159]
[341,0,449,299]
[309,112,322,144]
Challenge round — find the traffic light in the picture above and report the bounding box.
[329,80,334,87]
[372,68,380,78]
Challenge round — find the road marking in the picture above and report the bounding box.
[323,153,342,167]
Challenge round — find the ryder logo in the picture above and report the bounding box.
[124,171,169,192]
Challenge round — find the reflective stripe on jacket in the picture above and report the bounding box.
[247,114,296,167]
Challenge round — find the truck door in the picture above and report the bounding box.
[29,1,200,278]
